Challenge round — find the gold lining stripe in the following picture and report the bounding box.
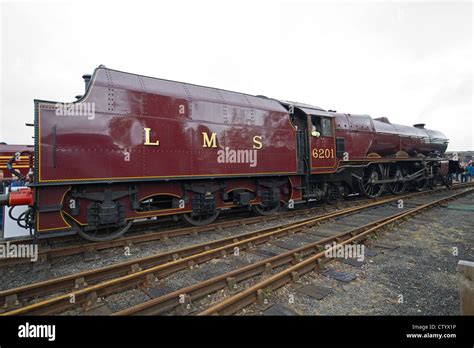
[36,187,72,232]
[0,166,30,169]
[0,156,29,159]
[37,171,297,183]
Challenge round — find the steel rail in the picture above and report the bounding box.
[1,185,469,315]
[2,183,470,267]
[1,192,422,315]
[113,211,409,315]
[0,196,375,266]
[197,188,474,315]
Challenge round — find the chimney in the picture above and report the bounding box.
[82,74,92,92]
[413,123,426,129]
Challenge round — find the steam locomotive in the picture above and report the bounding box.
[0,66,455,241]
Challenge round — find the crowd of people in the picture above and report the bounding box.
[458,160,474,183]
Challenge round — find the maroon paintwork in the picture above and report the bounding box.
[283,102,448,175]
[36,68,297,183]
[24,66,449,237]
[333,113,448,159]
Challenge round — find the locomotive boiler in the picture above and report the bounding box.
[0,65,454,241]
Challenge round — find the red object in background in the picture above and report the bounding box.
[8,188,34,206]
[0,145,33,178]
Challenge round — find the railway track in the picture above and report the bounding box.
[0,198,363,267]
[4,207,258,250]
[1,183,470,267]
[0,199,401,267]
[114,187,474,316]
[1,185,471,315]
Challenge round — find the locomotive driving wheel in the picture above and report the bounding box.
[69,219,133,242]
[387,164,407,194]
[360,164,385,198]
[182,211,220,226]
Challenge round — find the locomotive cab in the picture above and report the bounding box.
[280,101,339,175]
[310,115,331,138]
[309,114,337,173]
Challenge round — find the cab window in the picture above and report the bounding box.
[311,116,322,133]
[321,117,333,136]
[311,116,333,137]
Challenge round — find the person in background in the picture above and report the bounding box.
[457,163,463,182]
[461,161,468,183]
[467,162,474,182]
[10,173,24,187]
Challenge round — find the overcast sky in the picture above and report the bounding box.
[0,0,472,151]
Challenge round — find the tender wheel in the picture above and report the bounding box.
[70,219,133,242]
[387,164,406,194]
[360,164,385,198]
[182,211,220,226]
[252,203,280,216]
